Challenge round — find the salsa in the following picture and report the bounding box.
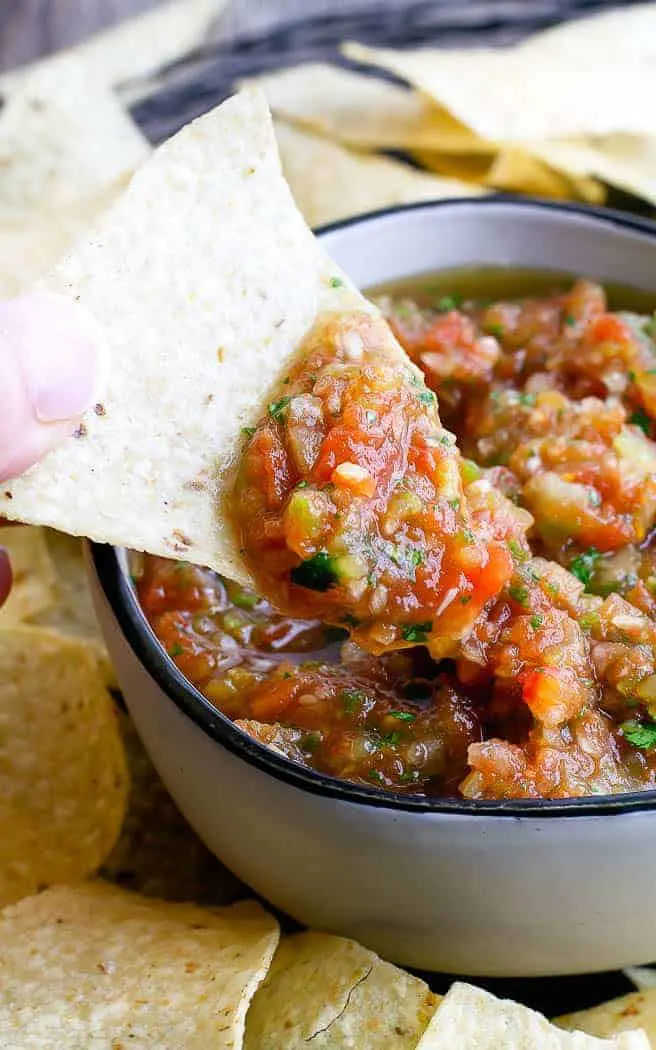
[138,272,656,800]
[230,312,515,658]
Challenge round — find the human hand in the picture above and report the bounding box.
[0,291,103,607]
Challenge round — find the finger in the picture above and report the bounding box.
[0,291,105,483]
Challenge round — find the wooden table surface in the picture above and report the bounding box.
[0,0,379,72]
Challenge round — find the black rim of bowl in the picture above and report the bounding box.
[92,193,656,818]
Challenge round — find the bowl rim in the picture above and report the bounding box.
[93,193,656,819]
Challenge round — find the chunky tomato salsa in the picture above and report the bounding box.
[139,273,656,800]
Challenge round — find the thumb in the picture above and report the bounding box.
[0,291,104,483]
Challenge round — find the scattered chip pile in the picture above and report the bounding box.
[237,3,656,221]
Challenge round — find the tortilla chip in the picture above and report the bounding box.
[521,3,656,64]
[275,120,483,228]
[102,709,246,904]
[0,89,373,585]
[486,148,605,203]
[244,930,439,1048]
[3,0,224,94]
[418,983,649,1048]
[0,56,148,226]
[0,526,57,624]
[530,135,656,207]
[625,968,656,991]
[0,883,279,1048]
[0,626,128,907]
[342,42,656,143]
[242,62,481,153]
[0,56,149,296]
[558,990,656,1044]
[413,148,495,184]
[28,529,115,687]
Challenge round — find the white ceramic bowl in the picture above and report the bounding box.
[89,197,656,978]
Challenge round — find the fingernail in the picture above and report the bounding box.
[0,291,104,423]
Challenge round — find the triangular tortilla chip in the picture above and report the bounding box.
[0,626,128,907]
[558,988,656,1045]
[0,56,149,296]
[244,930,439,1048]
[0,89,371,584]
[274,120,483,228]
[0,526,57,624]
[343,42,656,143]
[242,62,481,153]
[29,530,116,687]
[521,3,656,64]
[417,983,649,1049]
[0,884,278,1048]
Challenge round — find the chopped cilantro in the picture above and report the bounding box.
[268,395,291,421]
[564,314,577,327]
[296,480,309,489]
[167,643,184,658]
[530,614,543,631]
[569,547,601,587]
[329,276,345,288]
[630,409,651,435]
[241,426,256,437]
[389,711,416,722]
[461,528,475,544]
[409,549,425,568]
[508,585,529,606]
[628,370,637,382]
[508,539,528,562]
[621,719,656,750]
[519,392,536,407]
[449,498,461,510]
[343,688,365,714]
[435,294,461,312]
[439,435,452,446]
[368,770,384,783]
[291,551,338,592]
[379,731,401,748]
[417,389,436,405]
[460,595,472,605]
[401,621,433,643]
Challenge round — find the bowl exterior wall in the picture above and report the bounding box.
[91,562,656,977]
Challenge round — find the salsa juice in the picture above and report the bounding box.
[138,270,656,800]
